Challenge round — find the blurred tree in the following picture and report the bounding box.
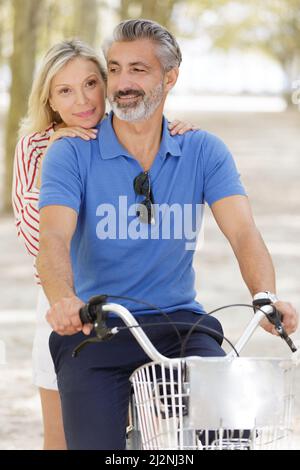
[71,0,99,46]
[38,0,66,50]
[140,0,179,27]
[4,0,44,213]
[120,0,131,20]
[0,0,12,66]
[119,0,180,29]
[200,0,300,100]
[0,0,4,64]
[37,0,100,48]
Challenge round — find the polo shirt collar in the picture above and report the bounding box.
[98,111,183,160]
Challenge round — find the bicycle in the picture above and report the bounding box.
[74,295,299,450]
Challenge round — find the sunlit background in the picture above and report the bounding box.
[0,0,299,449]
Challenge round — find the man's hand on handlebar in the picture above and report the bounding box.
[46,296,93,336]
[260,300,299,336]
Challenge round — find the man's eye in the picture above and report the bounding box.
[109,68,117,73]
[133,68,145,72]
[86,79,97,87]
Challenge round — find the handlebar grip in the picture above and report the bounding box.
[79,295,108,325]
[79,304,95,324]
[262,305,298,353]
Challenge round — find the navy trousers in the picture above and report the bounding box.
[49,310,225,450]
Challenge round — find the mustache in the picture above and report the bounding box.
[114,89,145,99]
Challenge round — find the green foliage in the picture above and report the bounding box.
[119,0,181,29]
[33,0,100,55]
[194,0,300,79]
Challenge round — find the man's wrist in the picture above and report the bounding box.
[253,291,278,304]
[45,288,76,306]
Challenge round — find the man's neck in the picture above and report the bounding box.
[112,111,164,171]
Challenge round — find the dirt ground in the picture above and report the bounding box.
[0,109,300,449]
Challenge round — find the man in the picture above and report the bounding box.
[37,19,298,450]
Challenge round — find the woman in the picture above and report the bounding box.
[12,39,198,449]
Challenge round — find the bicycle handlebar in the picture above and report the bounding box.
[77,298,169,362]
[79,294,108,324]
[75,296,297,360]
[79,303,94,324]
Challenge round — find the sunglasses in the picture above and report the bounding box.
[133,171,155,224]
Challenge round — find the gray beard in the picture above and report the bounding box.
[109,82,164,122]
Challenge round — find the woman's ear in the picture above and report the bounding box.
[49,97,56,112]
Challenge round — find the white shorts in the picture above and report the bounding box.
[32,287,58,391]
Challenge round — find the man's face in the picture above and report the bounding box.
[106,39,167,121]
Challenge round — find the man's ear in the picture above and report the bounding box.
[164,67,179,92]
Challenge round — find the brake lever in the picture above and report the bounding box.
[266,309,297,353]
[253,300,297,353]
[72,305,115,358]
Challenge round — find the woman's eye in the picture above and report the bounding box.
[59,88,71,95]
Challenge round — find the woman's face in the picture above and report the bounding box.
[49,57,106,128]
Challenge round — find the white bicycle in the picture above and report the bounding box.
[75,295,299,450]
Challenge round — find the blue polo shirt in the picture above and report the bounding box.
[39,112,246,315]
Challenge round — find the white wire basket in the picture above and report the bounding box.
[130,357,297,450]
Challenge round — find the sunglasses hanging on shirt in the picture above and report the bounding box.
[133,171,155,224]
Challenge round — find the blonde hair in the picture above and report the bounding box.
[19,39,106,137]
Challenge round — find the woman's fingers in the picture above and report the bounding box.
[168,120,199,135]
[168,119,180,130]
[64,127,98,140]
[73,127,98,139]
[53,127,98,141]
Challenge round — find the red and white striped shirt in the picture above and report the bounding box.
[12,124,55,284]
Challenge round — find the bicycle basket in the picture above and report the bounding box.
[129,357,297,450]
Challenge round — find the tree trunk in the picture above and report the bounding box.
[119,0,131,20]
[3,0,43,213]
[279,54,300,107]
[0,0,4,64]
[0,0,11,66]
[141,0,177,28]
[72,0,99,47]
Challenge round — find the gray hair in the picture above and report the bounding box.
[103,19,182,71]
